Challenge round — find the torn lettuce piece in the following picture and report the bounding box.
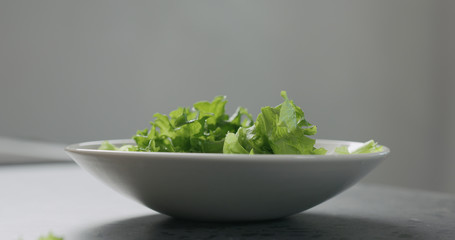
[98,141,136,151]
[335,140,383,154]
[334,145,350,155]
[123,95,253,153]
[223,91,327,154]
[223,132,249,154]
[38,233,64,240]
[99,141,118,151]
[226,91,326,155]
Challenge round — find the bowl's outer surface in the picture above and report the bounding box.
[65,139,389,222]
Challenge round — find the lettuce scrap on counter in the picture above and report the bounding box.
[37,233,63,240]
[17,232,64,240]
[99,91,381,155]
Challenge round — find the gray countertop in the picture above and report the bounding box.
[1,163,454,240]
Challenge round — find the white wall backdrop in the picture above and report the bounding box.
[1,1,454,193]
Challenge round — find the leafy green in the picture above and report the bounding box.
[17,232,64,240]
[99,141,117,150]
[335,140,383,154]
[99,141,137,151]
[37,233,63,240]
[223,132,249,154]
[223,91,326,155]
[128,96,253,153]
[334,145,350,154]
[99,91,382,155]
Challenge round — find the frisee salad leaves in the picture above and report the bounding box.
[99,91,382,155]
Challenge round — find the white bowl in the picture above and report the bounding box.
[65,139,389,222]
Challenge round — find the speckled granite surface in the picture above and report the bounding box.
[1,164,454,240]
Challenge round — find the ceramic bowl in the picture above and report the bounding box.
[65,139,389,222]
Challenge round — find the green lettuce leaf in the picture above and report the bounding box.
[37,233,64,240]
[99,141,137,151]
[335,140,383,154]
[224,91,326,155]
[223,132,249,154]
[99,141,118,150]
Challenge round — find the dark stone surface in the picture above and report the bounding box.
[76,185,455,240]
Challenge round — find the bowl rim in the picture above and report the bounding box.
[64,139,390,162]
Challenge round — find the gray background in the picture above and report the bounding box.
[1,1,454,193]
